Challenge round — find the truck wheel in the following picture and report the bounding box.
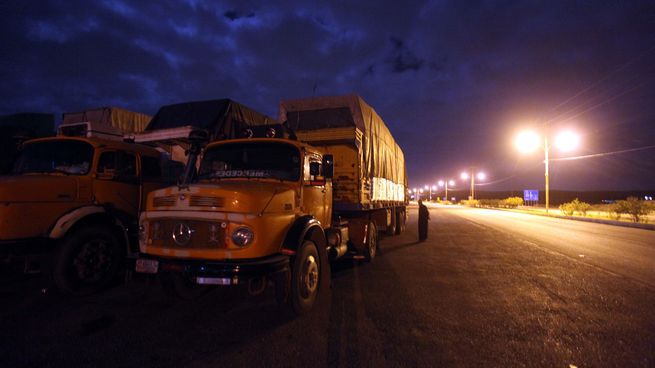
[386,208,397,236]
[365,221,378,262]
[53,225,123,296]
[160,272,211,300]
[290,240,320,315]
[395,209,405,235]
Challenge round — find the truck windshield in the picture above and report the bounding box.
[12,140,94,175]
[198,141,301,182]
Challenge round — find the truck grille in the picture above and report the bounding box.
[153,195,177,207]
[190,195,225,207]
[149,219,227,249]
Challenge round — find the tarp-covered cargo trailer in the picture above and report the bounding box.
[62,107,151,134]
[137,98,278,165]
[145,99,277,141]
[279,95,407,212]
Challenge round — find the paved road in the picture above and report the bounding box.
[2,205,654,367]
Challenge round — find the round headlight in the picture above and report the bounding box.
[231,227,254,247]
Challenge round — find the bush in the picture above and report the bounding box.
[479,199,500,208]
[499,197,523,208]
[559,198,591,216]
[612,197,654,222]
[559,202,575,216]
[460,199,480,207]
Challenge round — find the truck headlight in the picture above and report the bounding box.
[231,227,254,247]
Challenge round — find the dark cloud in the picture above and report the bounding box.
[388,37,424,73]
[1,0,654,190]
[223,10,255,21]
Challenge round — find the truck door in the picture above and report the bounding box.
[303,154,329,226]
[94,150,140,219]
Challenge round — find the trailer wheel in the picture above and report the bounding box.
[53,224,123,296]
[385,207,397,236]
[395,208,406,235]
[160,272,211,300]
[290,240,320,315]
[365,221,378,262]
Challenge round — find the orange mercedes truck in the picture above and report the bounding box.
[0,108,184,295]
[136,95,407,314]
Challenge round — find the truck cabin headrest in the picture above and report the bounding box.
[240,124,296,140]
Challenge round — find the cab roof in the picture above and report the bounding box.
[24,135,162,156]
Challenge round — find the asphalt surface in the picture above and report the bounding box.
[2,204,655,367]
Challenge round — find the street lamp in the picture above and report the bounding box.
[460,169,486,200]
[439,179,455,202]
[515,129,580,213]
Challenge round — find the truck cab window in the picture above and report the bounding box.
[97,151,116,175]
[141,155,162,180]
[97,151,137,182]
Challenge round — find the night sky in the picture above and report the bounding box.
[1,1,654,191]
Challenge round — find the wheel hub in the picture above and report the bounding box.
[73,240,111,282]
[301,255,319,297]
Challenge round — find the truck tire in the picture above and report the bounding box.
[53,224,123,296]
[365,221,378,262]
[395,208,405,235]
[160,272,211,300]
[386,207,397,236]
[290,240,320,315]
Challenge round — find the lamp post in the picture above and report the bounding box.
[515,129,579,214]
[439,179,455,202]
[460,169,486,200]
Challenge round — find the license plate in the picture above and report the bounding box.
[196,277,233,285]
[135,259,159,274]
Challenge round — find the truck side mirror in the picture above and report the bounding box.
[322,154,334,179]
[309,161,320,176]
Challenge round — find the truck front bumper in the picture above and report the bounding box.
[135,254,290,285]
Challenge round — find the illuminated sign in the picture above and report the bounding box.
[523,190,539,202]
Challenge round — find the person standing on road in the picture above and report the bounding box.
[418,199,430,241]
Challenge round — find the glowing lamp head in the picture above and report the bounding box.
[431,185,437,190]
[515,130,540,153]
[448,180,455,186]
[460,172,469,180]
[555,131,580,152]
[477,172,486,180]
[438,180,444,187]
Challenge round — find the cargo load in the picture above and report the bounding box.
[279,95,407,210]
[62,106,151,135]
[144,99,277,141]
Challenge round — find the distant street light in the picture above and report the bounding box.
[439,179,456,201]
[515,129,580,213]
[461,168,486,200]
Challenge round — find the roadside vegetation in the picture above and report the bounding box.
[460,196,654,223]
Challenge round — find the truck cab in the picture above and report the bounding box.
[137,132,334,313]
[0,125,182,295]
